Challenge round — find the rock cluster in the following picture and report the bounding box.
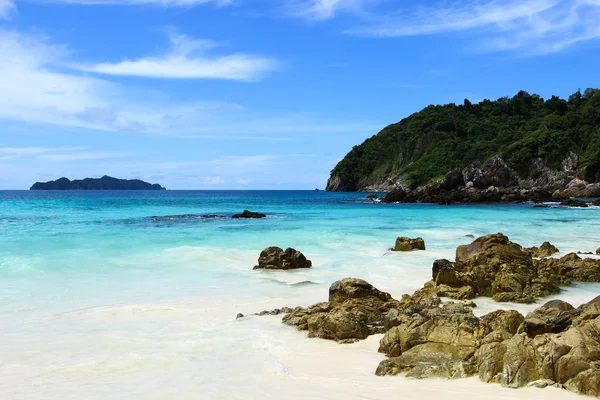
[377,156,600,204]
[232,210,267,219]
[282,278,400,341]
[431,233,600,303]
[277,233,600,397]
[391,237,426,252]
[254,247,312,270]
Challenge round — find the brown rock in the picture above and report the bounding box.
[525,241,560,258]
[391,237,426,252]
[254,247,312,270]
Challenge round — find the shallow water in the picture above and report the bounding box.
[1,190,599,399]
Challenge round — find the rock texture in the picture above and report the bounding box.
[253,247,312,270]
[232,210,267,219]
[524,242,560,258]
[430,234,600,304]
[391,237,426,252]
[282,278,400,341]
[373,155,600,204]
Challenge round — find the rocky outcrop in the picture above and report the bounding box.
[253,247,312,270]
[232,210,267,219]
[593,199,600,206]
[476,296,600,397]
[282,278,401,341]
[376,155,599,204]
[365,193,379,199]
[524,242,559,258]
[597,248,600,255]
[431,234,600,304]
[391,237,426,252]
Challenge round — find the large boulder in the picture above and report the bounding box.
[381,188,407,203]
[520,300,577,337]
[282,278,401,341]
[254,247,312,270]
[391,237,426,252]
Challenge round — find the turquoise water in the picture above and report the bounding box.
[1,190,599,399]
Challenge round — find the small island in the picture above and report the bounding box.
[30,175,166,191]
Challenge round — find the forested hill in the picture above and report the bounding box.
[327,89,600,192]
[30,176,166,190]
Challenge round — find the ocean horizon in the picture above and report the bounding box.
[1,190,599,399]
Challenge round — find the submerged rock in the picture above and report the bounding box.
[391,237,426,252]
[559,199,588,208]
[232,210,267,219]
[254,247,312,270]
[365,193,378,199]
[282,278,400,341]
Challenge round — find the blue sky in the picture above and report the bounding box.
[0,0,599,189]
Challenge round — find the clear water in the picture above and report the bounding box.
[1,190,599,399]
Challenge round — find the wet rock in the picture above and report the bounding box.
[559,199,588,208]
[597,247,600,255]
[536,252,600,283]
[254,247,312,270]
[282,278,400,341]
[524,241,559,258]
[593,199,600,206]
[391,237,426,252]
[381,188,407,203]
[236,313,244,319]
[232,210,267,219]
[365,193,378,199]
[520,300,577,337]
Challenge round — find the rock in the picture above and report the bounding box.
[391,237,426,252]
[475,297,600,396]
[536,252,600,283]
[597,247,600,255]
[593,199,600,206]
[521,300,576,337]
[236,313,244,319]
[232,210,267,219]
[365,193,378,199]
[525,241,560,258]
[560,199,588,208]
[282,278,400,341]
[253,247,312,270]
[381,188,407,203]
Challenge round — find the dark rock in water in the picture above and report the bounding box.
[524,241,559,258]
[314,188,320,192]
[597,248,600,255]
[391,237,426,252]
[282,278,401,341]
[560,199,588,208]
[254,247,312,270]
[30,175,165,190]
[290,280,319,287]
[236,313,244,319]
[593,199,600,206]
[365,193,378,199]
[465,234,475,238]
[232,210,267,219]
[381,188,407,203]
[578,251,594,255]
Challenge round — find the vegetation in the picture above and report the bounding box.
[329,89,600,191]
[30,175,166,190]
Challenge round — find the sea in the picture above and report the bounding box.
[1,190,599,400]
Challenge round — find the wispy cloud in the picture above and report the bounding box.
[72,32,278,81]
[344,0,600,55]
[284,0,373,20]
[38,151,135,161]
[0,146,87,155]
[32,0,234,7]
[0,0,15,19]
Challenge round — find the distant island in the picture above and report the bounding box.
[30,175,166,191]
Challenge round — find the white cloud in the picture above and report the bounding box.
[38,151,134,161]
[34,0,233,7]
[345,0,600,55]
[0,0,15,19]
[72,32,278,81]
[204,176,226,184]
[285,0,373,20]
[0,146,87,155]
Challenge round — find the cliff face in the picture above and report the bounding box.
[327,89,600,192]
[30,175,166,190]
